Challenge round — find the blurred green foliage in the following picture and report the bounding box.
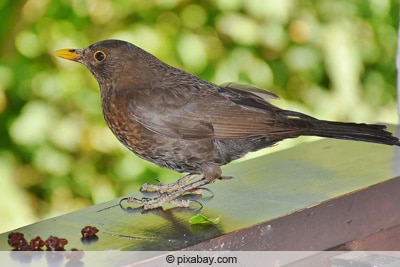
[0,0,398,233]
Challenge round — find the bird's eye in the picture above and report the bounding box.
[94,51,106,61]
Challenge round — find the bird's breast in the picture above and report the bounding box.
[101,95,148,154]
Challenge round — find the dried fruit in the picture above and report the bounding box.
[44,235,68,251]
[81,226,99,238]
[8,232,29,250]
[29,236,45,250]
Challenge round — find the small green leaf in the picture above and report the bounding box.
[189,214,221,225]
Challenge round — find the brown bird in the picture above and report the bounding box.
[55,39,400,210]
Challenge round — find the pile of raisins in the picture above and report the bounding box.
[8,232,70,251]
[7,225,99,251]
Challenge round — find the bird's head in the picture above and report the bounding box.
[55,39,157,89]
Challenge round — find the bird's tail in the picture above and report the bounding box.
[281,110,400,146]
[307,120,400,146]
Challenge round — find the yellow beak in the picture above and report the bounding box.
[54,49,81,61]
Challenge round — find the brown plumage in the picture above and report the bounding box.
[55,39,400,209]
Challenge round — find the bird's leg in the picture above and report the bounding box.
[122,165,224,210]
[140,173,200,194]
[122,176,211,210]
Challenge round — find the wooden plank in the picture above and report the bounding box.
[0,126,399,251]
[189,174,400,250]
[332,222,400,250]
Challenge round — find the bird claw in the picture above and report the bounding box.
[140,173,200,194]
[121,174,211,210]
[140,183,166,193]
[120,195,197,210]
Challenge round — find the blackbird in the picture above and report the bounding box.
[55,39,400,209]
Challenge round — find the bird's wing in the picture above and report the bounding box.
[128,83,303,140]
[219,82,280,101]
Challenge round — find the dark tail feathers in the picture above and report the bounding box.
[281,110,400,146]
[307,120,400,146]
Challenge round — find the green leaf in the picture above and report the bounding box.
[189,214,221,225]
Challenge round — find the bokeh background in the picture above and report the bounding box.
[0,0,398,233]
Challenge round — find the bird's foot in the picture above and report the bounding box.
[121,195,192,210]
[140,173,200,194]
[121,175,211,210]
